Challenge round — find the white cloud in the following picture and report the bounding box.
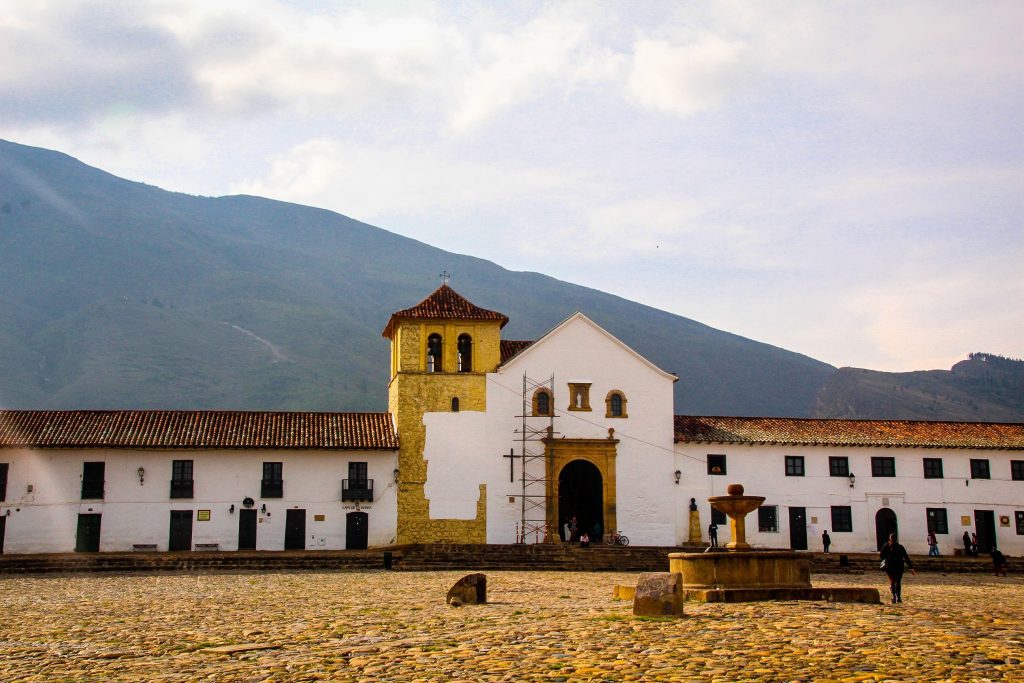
[230,136,589,225]
[450,4,606,131]
[626,35,751,116]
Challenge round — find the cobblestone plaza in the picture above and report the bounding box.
[0,570,1021,681]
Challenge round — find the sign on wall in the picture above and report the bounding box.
[197,510,211,521]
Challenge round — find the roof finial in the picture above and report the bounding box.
[439,270,451,286]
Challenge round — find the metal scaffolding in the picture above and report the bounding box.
[512,373,557,543]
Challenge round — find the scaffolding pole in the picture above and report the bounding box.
[513,373,556,544]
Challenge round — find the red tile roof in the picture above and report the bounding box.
[0,411,398,450]
[500,340,534,364]
[674,415,1024,450]
[382,285,509,337]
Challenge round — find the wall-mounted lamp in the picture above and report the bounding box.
[674,470,682,485]
[848,472,856,488]
[229,504,235,514]
[4,509,10,517]
[137,467,145,485]
[393,468,400,483]
[261,503,267,513]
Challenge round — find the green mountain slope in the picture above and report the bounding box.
[810,354,1024,422]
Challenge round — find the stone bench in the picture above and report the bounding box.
[194,543,220,551]
[132,544,158,552]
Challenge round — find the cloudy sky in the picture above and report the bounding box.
[2,1,1022,372]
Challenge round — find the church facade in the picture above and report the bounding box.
[1,285,1022,556]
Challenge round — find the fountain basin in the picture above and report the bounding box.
[668,551,879,603]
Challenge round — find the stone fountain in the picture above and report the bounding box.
[667,484,879,604]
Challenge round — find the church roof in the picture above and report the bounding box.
[500,340,534,364]
[0,410,398,450]
[673,415,1024,450]
[382,285,509,337]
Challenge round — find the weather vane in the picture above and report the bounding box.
[439,270,451,285]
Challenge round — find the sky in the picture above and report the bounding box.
[2,1,1022,372]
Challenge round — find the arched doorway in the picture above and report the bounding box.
[558,460,603,541]
[875,508,898,550]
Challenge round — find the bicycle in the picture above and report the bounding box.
[605,530,629,546]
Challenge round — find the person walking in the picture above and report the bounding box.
[708,522,719,548]
[991,548,1008,577]
[927,530,939,556]
[880,532,915,603]
[822,530,832,554]
[971,533,980,557]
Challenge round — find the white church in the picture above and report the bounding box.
[0,285,1021,556]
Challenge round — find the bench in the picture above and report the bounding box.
[194,543,220,551]
[132,544,158,552]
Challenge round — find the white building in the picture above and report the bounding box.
[1,285,1021,555]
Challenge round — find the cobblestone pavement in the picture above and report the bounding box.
[0,570,1021,682]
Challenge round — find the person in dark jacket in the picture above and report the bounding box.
[963,531,973,556]
[991,548,1008,577]
[880,532,915,603]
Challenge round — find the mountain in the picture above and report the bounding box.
[1,139,1021,422]
[811,353,1024,422]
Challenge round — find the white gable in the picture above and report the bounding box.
[501,311,677,382]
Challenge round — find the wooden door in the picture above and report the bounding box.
[975,510,996,554]
[75,514,101,552]
[788,507,807,550]
[285,509,306,550]
[238,509,257,550]
[346,511,368,550]
[168,510,193,551]
[875,508,898,551]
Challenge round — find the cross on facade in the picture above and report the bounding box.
[439,270,451,285]
[502,448,515,482]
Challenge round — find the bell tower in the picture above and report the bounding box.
[382,283,508,543]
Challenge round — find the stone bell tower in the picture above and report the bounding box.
[382,283,508,543]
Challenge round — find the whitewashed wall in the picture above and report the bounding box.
[0,448,397,553]
[672,442,1024,555]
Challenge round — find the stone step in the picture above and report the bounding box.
[0,545,1016,575]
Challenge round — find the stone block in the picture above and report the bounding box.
[447,573,487,605]
[612,585,636,601]
[632,572,684,617]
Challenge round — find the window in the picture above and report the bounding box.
[758,505,778,532]
[567,383,591,411]
[1017,511,1024,536]
[262,462,283,498]
[926,508,949,534]
[785,456,805,477]
[451,397,460,412]
[426,333,443,372]
[605,390,628,418]
[1012,461,1024,481]
[170,460,194,498]
[457,334,472,372]
[871,456,895,477]
[533,389,552,416]
[923,458,944,479]
[0,462,8,501]
[829,456,849,477]
[707,454,726,476]
[970,459,990,479]
[342,462,372,502]
[81,462,105,500]
[831,506,853,532]
[711,508,726,526]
